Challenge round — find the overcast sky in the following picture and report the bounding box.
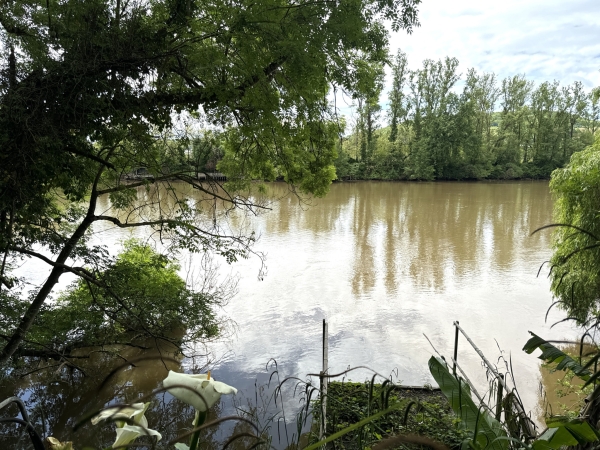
[337,0,600,114]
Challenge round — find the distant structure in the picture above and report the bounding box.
[123,167,226,181]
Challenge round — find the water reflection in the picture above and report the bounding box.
[95,181,554,298]
[4,180,578,446]
[536,342,592,422]
[203,181,573,420]
[228,181,553,295]
[0,341,231,449]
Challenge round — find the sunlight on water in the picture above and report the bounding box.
[191,181,577,421]
[5,180,579,444]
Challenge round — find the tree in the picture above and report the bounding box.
[548,136,600,324]
[352,61,384,178]
[388,49,408,143]
[0,0,422,364]
[581,87,600,142]
[491,75,532,177]
[459,69,497,178]
[10,240,228,359]
[405,56,460,179]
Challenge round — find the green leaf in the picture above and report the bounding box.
[522,332,592,381]
[303,402,406,450]
[428,356,507,450]
[533,417,599,449]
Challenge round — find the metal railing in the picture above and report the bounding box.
[452,321,537,440]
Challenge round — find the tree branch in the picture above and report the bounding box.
[0,14,33,36]
[65,148,116,170]
[91,215,237,241]
[9,246,99,284]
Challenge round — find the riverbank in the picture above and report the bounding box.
[311,382,469,449]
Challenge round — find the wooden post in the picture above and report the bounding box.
[496,374,504,421]
[320,319,329,441]
[453,321,459,375]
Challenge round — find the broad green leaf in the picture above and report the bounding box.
[546,416,599,439]
[428,356,507,450]
[532,417,600,449]
[522,332,592,381]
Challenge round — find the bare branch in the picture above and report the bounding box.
[9,246,98,283]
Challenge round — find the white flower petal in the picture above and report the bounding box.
[113,425,141,448]
[113,425,162,448]
[174,443,190,450]
[91,403,146,426]
[212,381,238,395]
[162,370,237,412]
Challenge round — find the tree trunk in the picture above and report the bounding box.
[0,194,99,364]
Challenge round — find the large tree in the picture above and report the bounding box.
[0,0,421,364]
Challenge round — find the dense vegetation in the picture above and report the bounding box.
[0,0,421,365]
[1,0,600,448]
[335,50,599,181]
[4,240,224,361]
[547,136,600,324]
[311,382,469,449]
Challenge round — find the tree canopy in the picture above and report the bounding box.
[337,51,598,181]
[5,240,226,361]
[0,0,421,364]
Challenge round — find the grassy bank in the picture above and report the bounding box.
[311,382,470,449]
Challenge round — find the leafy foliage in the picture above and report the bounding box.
[311,381,469,449]
[523,332,592,381]
[0,0,422,362]
[534,417,600,450]
[428,356,508,450]
[431,347,600,450]
[336,53,597,181]
[548,137,600,324]
[3,240,224,357]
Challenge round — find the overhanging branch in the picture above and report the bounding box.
[9,246,99,284]
[91,215,240,242]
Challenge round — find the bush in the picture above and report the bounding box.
[12,240,226,358]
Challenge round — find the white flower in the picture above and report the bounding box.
[91,402,162,448]
[162,371,237,412]
[91,403,146,426]
[113,423,162,448]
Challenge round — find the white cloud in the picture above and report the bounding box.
[336,0,600,124]
[390,0,600,88]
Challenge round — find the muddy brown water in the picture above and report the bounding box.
[1,180,580,447]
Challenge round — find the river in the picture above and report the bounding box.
[1,180,578,448]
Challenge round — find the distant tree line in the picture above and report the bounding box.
[336,50,600,181]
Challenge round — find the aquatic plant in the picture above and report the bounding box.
[91,402,162,449]
[162,370,237,450]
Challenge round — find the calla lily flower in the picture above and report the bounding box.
[91,402,147,426]
[162,371,237,412]
[91,402,162,448]
[113,423,162,448]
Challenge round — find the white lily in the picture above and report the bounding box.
[113,423,162,448]
[91,402,162,448]
[162,370,237,412]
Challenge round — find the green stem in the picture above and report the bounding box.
[189,410,207,450]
